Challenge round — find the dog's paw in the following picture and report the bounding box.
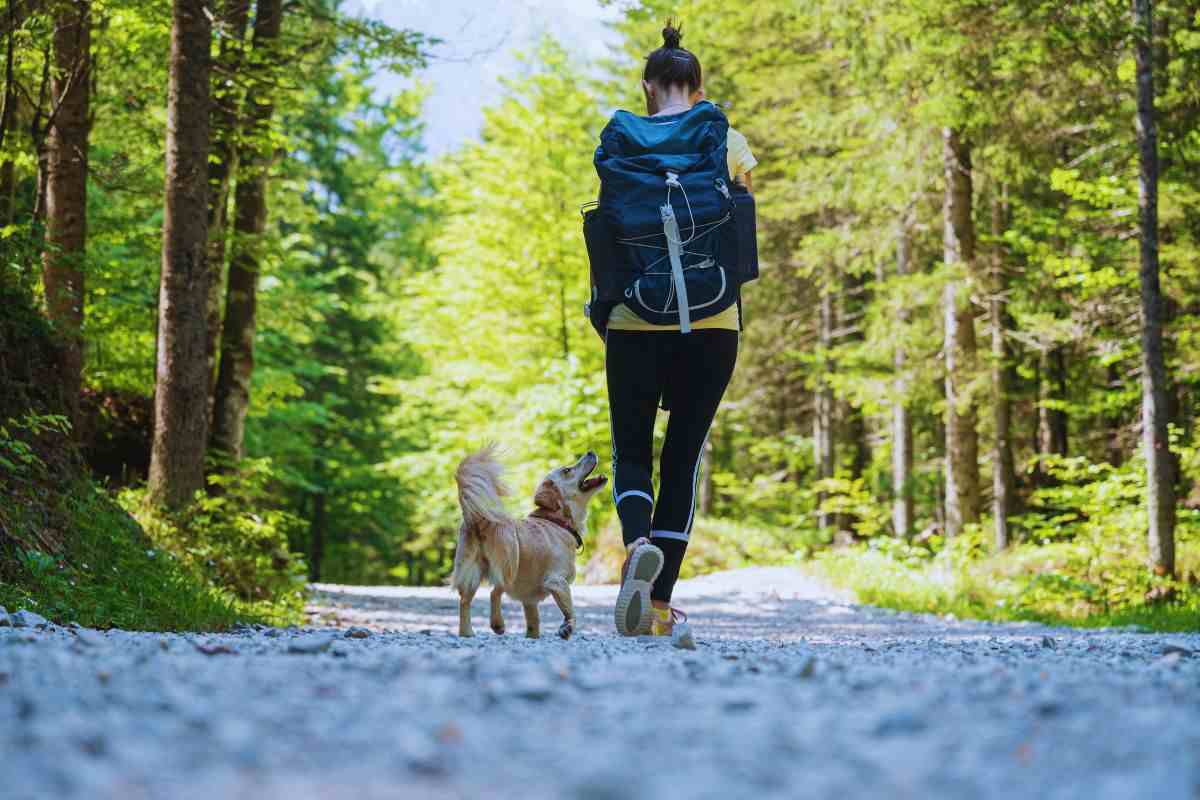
[557,621,574,640]
[459,628,475,638]
[490,622,505,635]
[525,630,540,639]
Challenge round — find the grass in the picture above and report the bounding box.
[0,480,297,631]
[812,543,1200,634]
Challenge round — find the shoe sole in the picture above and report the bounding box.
[614,544,664,636]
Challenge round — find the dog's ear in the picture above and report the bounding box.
[534,479,564,512]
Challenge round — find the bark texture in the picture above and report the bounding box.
[210,0,282,460]
[1132,0,1176,575]
[892,218,914,539]
[205,0,252,415]
[814,265,836,533]
[989,191,1017,550]
[41,0,90,427]
[148,0,212,508]
[942,128,981,537]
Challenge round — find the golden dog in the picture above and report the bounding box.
[451,446,607,639]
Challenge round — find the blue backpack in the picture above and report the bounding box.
[582,100,758,335]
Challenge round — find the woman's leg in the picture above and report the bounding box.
[605,330,667,546]
[649,329,738,603]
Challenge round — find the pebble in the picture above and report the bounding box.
[72,629,105,648]
[11,610,50,629]
[345,627,371,639]
[287,634,334,655]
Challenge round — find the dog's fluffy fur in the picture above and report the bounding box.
[451,445,607,639]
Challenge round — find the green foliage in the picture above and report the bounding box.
[814,450,1200,631]
[0,482,257,631]
[119,460,307,619]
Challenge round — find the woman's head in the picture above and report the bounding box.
[642,21,703,115]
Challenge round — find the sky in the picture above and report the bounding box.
[351,0,624,158]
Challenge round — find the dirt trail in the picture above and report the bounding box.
[3,566,1198,799]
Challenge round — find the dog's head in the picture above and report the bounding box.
[533,451,608,531]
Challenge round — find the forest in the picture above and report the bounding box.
[0,0,1197,630]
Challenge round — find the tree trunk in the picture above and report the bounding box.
[814,264,836,533]
[1037,346,1069,458]
[210,0,282,460]
[147,0,212,508]
[941,127,980,537]
[309,490,325,582]
[990,189,1017,550]
[1132,0,1176,576]
[892,218,914,539]
[41,0,90,428]
[205,0,251,418]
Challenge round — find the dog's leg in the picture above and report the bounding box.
[457,585,478,638]
[489,586,505,635]
[545,578,576,640]
[522,602,540,639]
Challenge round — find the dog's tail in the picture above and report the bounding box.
[455,444,512,530]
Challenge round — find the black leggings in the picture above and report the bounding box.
[605,328,738,603]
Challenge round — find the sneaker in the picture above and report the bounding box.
[651,606,695,650]
[650,605,686,636]
[614,538,663,636]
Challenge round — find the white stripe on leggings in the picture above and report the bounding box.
[650,529,690,542]
[615,489,654,506]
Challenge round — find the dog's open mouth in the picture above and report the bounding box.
[578,472,608,492]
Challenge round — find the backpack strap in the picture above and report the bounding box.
[662,172,692,333]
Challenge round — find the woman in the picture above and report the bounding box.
[610,23,756,639]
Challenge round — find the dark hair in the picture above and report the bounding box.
[642,20,702,93]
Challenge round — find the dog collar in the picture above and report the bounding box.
[529,508,583,550]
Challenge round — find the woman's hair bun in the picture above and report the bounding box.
[661,21,683,49]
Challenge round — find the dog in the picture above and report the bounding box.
[451,446,607,639]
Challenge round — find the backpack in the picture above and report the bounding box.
[582,100,758,336]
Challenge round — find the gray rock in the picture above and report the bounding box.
[72,629,105,648]
[12,610,50,629]
[0,606,9,627]
[1040,636,1057,650]
[287,635,334,655]
[1160,644,1194,657]
[345,626,371,639]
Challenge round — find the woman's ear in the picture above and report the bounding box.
[642,79,656,113]
[692,86,705,104]
[534,480,563,512]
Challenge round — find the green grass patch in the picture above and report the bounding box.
[812,540,1200,633]
[0,480,297,631]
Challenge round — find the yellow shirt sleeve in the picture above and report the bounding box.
[727,127,758,181]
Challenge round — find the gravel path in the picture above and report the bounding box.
[3,566,1199,799]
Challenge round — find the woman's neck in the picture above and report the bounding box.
[651,86,694,117]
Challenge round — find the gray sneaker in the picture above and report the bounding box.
[614,538,664,636]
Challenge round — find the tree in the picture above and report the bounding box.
[147,0,212,508]
[210,0,282,461]
[205,0,251,412]
[1131,0,1175,576]
[941,127,981,537]
[41,0,90,427]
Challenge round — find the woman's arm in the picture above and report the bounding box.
[737,171,753,193]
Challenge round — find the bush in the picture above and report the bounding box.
[0,481,255,631]
[120,458,307,622]
[811,451,1200,632]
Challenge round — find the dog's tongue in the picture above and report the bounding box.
[580,475,608,491]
